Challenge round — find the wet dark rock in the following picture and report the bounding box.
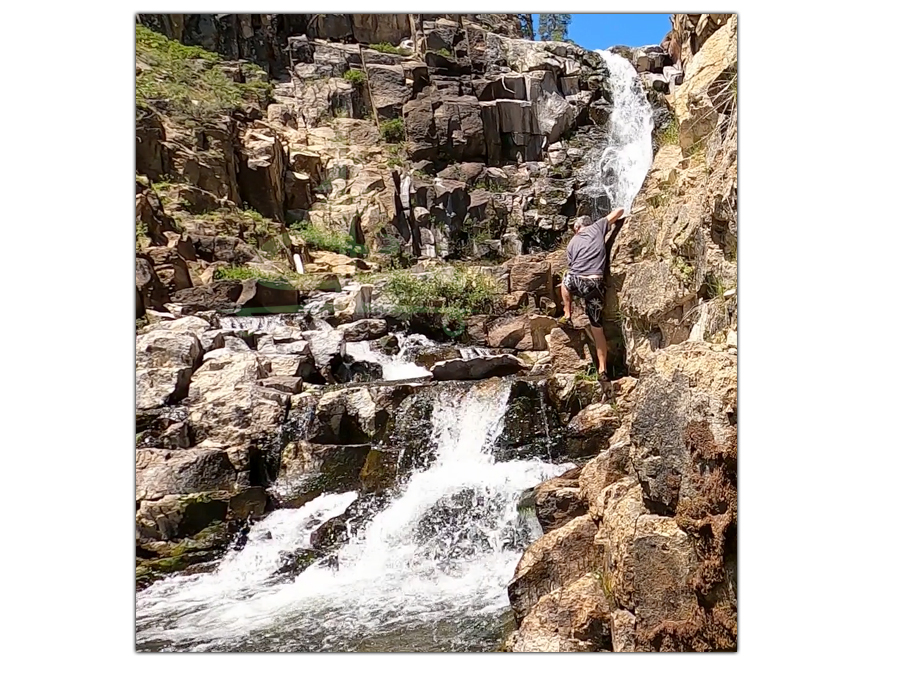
[430,354,526,381]
[532,466,586,534]
[310,492,391,553]
[334,356,383,383]
[495,379,564,461]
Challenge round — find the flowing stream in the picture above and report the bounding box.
[581,49,654,215]
[136,379,572,651]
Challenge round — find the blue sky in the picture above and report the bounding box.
[531,13,672,50]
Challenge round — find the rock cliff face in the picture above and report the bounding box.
[134,13,737,652]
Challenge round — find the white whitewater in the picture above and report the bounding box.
[136,378,572,652]
[343,333,433,381]
[582,49,654,215]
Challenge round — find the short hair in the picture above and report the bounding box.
[572,216,592,230]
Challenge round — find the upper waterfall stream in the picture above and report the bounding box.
[136,379,572,652]
[581,49,654,215]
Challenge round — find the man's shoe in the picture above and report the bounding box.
[597,372,613,401]
[557,315,572,328]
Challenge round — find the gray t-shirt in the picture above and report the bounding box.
[566,217,608,276]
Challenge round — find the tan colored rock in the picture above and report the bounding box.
[566,403,621,457]
[238,126,287,221]
[631,515,699,632]
[673,15,737,152]
[136,448,236,501]
[546,327,593,374]
[594,478,648,610]
[506,574,612,652]
[186,351,288,460]
[507,256,552,295]
[135,330,201,410]
[334,284,373,322]
[629,342,736,513]
[611,609,637,652]
[579,440,632,520]
[486,314,556,351]
[508,515,601,622]
[532,466,587,534]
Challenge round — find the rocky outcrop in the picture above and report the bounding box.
[505,341,737,652]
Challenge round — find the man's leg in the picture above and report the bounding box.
[560,276,573,319]
[590,324,608,374]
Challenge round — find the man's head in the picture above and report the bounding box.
[572,215,592,234]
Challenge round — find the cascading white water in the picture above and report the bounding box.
[343,333,434,381]
[581,50,654,215]
[136,378,572,652]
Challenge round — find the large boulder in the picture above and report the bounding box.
[365,63,409,119]
[507,515,602,623]
[531,466,587,534]
[505,574,612,652]
[186,351,290,474]
[238,127,287,221]
[135,448,237,501]
[630,515,700,635]
[565,403,621,457]
[430,354,526,381]
[629,342,736,515]
[486,314,557,351]
[135,330,202,410]
[546,327,593,374]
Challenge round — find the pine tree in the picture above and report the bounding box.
[537,14,571,42]
[518,13,535,40]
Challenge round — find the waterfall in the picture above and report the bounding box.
[343,333,433,381]
[581,49,654,216]
[136,378,573,652]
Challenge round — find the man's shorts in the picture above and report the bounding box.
[563,273,606,328]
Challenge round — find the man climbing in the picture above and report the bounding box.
[558,207,625,387]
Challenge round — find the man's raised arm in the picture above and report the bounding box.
[606,208,625,225]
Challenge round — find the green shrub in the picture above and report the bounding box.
[136,219,148,250]
[135,25,272,122]
[343,69,367,86]
[656,117,680,146]
[369,42,411,56]
[383,267,500,334]
[290,221,366,257]
[380,118,405,143]
[213,265,287,282]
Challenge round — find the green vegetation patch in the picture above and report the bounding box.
[369,42,411,56]
[383,267,500,332]
[135,25,272,122]
[343,69,367,86]
[379,118,405,143]
[290,220,366,257]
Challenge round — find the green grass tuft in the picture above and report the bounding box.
[135,25,272,123]
[342,69,367,86]
[213,265,289,282]
[289,221,366,257]
[369,42,411,56]
[379,118,405,143]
